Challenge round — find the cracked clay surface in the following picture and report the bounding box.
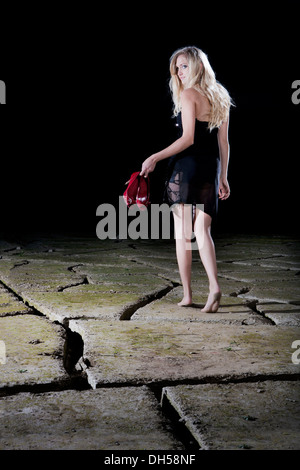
[0,234,299,450]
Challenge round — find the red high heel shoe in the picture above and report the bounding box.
[123,171,140,207]
[123,172,150,210]
[136,174,150,209]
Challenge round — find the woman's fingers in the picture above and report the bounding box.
[219,185,230,200]
[140,157,156,178]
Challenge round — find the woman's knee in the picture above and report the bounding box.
[194,211,212,247]
[172,204,193,240]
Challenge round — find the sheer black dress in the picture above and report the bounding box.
[164,112,220,218]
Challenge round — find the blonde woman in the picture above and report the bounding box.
[140,46,233,312]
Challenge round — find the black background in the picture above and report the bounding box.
[1,2,299,238]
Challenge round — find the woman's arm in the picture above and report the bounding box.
[140,89,196,177]
[217,118,230,200]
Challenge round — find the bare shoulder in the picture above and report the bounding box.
[181,88,199,102]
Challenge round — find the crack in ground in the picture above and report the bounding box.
[0,277,200,449]
[10,260,30,270]
[67,264,84,272]
[243,299,276,325]
[119,282,180,320]
[57,276,89,292]
[1,278,298,450]
[0,279,43,317]
[1,246,22,253]
[218,274,275,325]
[221,254,287,265]
[1,238,299,449]
[229,286,251,297]
[0,279,90,390]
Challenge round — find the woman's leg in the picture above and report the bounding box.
[194,208,221,312]
[172,204,193,306]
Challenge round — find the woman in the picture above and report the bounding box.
[140,46,233,312]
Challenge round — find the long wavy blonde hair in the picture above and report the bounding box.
[169,46,233,130]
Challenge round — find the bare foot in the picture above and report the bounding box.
[201,291,221,313]
[178,295,193,307]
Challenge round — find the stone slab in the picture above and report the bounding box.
[0,238,136,262]
[3,240,174,269]
[162,381,300,450]
[0,386,184,450]
[73,263,168,284]
[239,280,300,304]
[232,258,300,272]
[0,256,174,323]
[0,315,68,390]
[0,283,32,316]
[131,287,266,325]
[215,243,292,263]
[0,260,86,293]
[257,302,300,326]
[19,279,172,323]
[218,267,299,283]
[68,320,300,388]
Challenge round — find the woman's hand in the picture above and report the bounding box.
[140,155,157,178]
[219,177,230,200]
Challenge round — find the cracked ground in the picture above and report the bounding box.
[0,234,300,450]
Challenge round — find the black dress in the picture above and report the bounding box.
[164,112,220,218]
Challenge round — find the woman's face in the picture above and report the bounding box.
[176,54,189,86]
